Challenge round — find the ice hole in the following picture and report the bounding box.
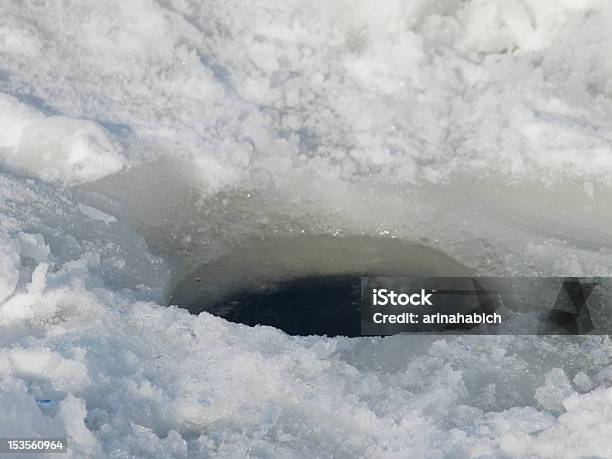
[168,235,473,336]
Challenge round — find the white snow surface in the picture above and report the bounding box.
[0,0,612,457]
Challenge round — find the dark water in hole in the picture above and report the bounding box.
[167,236,474,336]
[183,275,362,337]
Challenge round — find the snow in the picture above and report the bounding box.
[0,231,19,304]
[77,204,117,226]
[535,368,574,412]
[0,0,611,457]
[0,94,45,148]
[0,94,127,186]
[12,116,126,186]
[16,232,50,262]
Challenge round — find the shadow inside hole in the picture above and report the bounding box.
[168,235,474,337]
[188,275,362,337]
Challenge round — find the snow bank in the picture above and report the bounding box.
[0,0,611,457]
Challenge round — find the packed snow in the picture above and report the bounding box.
[1,0,612,457]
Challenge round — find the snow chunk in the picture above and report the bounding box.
[0,232,19,304]
[0,15,43,58]
[0,93,126,186]
[12,116,126,186]
[58,395,102,456]
[17,232,50,262]
[501,387,612,459]
[77,203,117,225]
[0,377,64,437]
[0,347,90,393]
[0,94,45,148]
[535,368,574,412]
[573,371,594,392]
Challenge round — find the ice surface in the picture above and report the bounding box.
[0,0,612,457]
